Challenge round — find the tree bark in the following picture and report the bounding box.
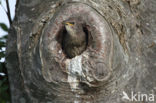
[6,0,156,103]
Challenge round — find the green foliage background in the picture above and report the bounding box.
[0,0,11,103]
[0,23,10,103]
[0,25,10,103]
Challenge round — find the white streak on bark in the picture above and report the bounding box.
[67,56,82,90]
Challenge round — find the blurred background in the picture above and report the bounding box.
[0,0,16,102]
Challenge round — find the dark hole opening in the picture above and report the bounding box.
[83,26,89,48]
[61,27,67,55]
[56,25,91,59]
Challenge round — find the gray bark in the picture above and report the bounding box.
[6,0,156,103]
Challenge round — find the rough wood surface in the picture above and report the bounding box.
[6,0,156,103]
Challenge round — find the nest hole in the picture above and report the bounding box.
[56,25,92,59]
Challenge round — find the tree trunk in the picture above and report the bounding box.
[6,0,156,103]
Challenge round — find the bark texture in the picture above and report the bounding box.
[6,0,156,103]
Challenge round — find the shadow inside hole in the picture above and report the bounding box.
[56,25,92,59]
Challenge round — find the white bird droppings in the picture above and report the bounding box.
[67,56,83,91]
